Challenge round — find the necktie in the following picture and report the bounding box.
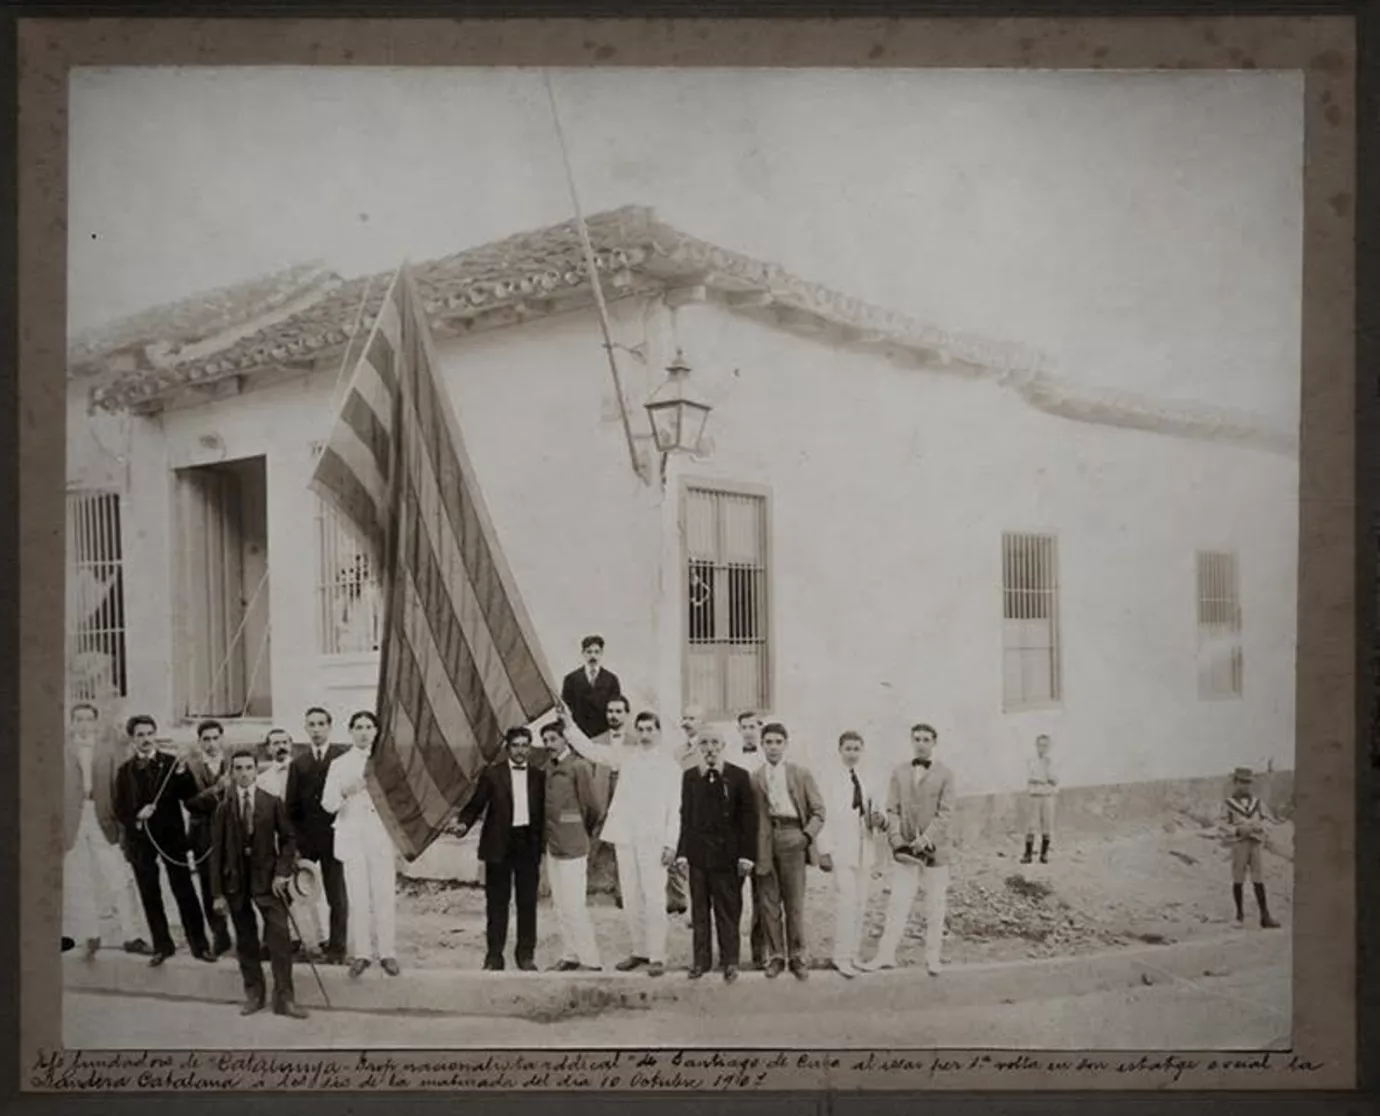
[912,758,931,769]
[315,748,324,765]
[850,769,864,814]
[706,767,719,783]
[241,790,253,836]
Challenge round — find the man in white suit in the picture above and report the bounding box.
[815,731,887,978]
[577,711,681,977]
[862,722,955,977]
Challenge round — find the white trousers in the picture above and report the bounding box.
[831,862,873,967]
[615,842,669,963]
[63,805,144,944]
[278,859,328,949]
[550,855,601,967]
[343,841,396,961]
[873,861,950,968]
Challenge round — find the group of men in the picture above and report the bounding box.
[454,635,957,981]
[62,701,380,1020]
[63,633,1284,1008]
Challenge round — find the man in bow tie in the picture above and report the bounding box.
[862,722,955,976]
[283,707,350,964]
[675,729,757,982]
[815,731,888,978]
[455,727,548,971]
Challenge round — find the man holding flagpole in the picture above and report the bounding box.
[309,262,560,871]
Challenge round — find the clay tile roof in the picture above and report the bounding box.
[71,204,1297,457]
[69,261,343,375]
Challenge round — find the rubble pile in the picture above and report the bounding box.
[939,873,1127,958]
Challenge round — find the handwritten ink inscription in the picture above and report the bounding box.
[27,1048,1327,1092]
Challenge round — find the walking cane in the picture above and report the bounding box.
[284,898,332,1009]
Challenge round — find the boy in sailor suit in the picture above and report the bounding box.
[1219,766,1280,929]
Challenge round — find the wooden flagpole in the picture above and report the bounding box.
[542,69,647,484]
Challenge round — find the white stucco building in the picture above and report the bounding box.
[65,205,1298,815]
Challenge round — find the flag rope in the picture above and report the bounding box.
[542,69,646,483]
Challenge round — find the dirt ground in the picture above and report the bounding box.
[393,813,1294,971]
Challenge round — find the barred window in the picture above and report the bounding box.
[313,443,383,655]
[1197,550,1243,699]
[682,482,771,719]
[66,490,128,701]
[1001,532,1062,710]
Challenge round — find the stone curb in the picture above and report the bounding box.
[63,929,1287,1020]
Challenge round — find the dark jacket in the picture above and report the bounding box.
[283,744,350,860]
[560,666,622,740]
[676,762,758,872]
[114,750,190,858]
[456,760,547,865]
[178,752,231,854]
[210,785,297,902]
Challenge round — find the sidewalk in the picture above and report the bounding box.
[63,928,1288,1022]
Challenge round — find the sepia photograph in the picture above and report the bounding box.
[58,62,1303,1053]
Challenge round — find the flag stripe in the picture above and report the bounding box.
[398,477,506,754]
[312,264,557,861]
[373,581,463,841]
[402,418,518,734]
[385,598,472,834]
[372,700,451,852]
[351,357,396,438]
[403,328,550,714]
[340,387,393,483]
[366,326,399,397]
[310,445,384,542]
[394,518,496,780]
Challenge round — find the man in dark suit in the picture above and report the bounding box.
[174,718,235,958]
[283,706,350,963]
[559,635,622,740]
[113,715,214,967]
[455,727,547,972]
[210,747,307,1019]
[675,727,758,983]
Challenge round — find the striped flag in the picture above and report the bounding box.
[310,263,557,861]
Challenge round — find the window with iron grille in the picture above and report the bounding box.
[66,489,128,701]
[682,482,772,719]
[1197,550,1243,699]
[1001,532,1062,710]
[312,443,383,655]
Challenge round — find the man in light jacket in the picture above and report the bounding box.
[540,715,608,971]
[575,710,681,976]
[815,730,888,978]
[863,722,955,976]
[751,723,826,981]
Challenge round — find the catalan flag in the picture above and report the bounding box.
[310,263,557,861]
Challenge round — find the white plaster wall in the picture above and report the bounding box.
[669,301,1298,797]
[68,294,1298,798]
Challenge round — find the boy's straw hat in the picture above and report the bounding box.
[1232,766,1254,779]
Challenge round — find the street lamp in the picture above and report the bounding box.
[644,351,712,458]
